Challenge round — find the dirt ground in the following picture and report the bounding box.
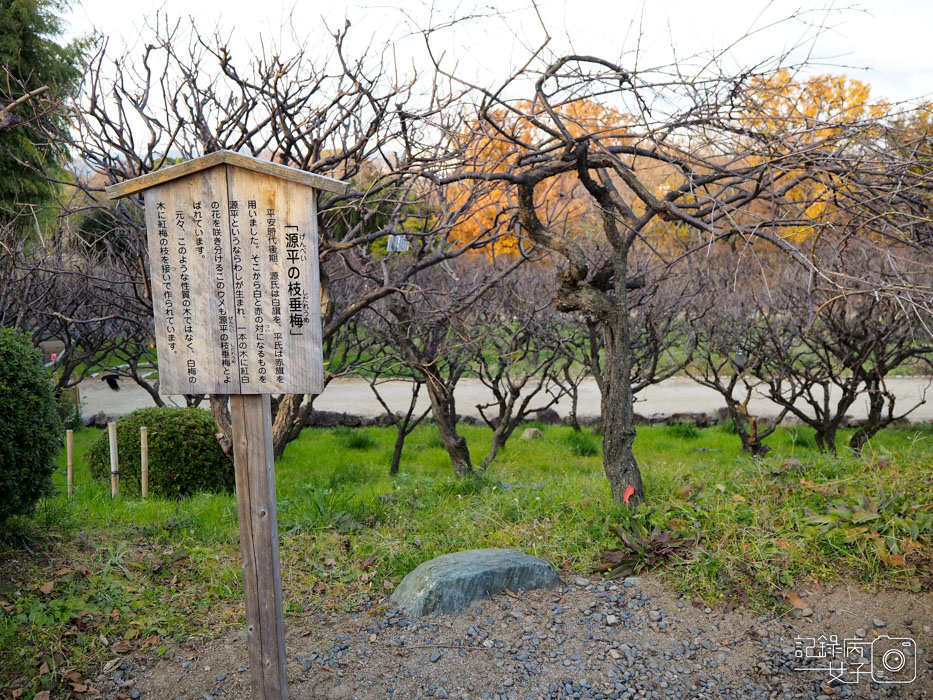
[78,376,933,424]
[93,575,933,700]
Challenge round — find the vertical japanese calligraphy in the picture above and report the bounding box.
[142,163,324,394]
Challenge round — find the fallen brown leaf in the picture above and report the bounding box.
[38,662,50,675]
[382,580,394,590]
[323,557,336,568]
[111,640,134,654]
[39,581,54,595]
[780,592,809,610]
[33,692,50,700]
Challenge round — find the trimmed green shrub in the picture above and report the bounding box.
[0,327,63,523]
[86,407,233,498]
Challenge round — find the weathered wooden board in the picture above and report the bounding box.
[106,150,349,200]
[141,164,324,395]
[230,394,287,700]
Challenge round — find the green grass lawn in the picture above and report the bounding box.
[1,420,932,697]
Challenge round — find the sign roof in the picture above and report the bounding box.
[106,150,349,200]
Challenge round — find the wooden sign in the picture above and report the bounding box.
[108,152,347,700]
[107,151,347,395]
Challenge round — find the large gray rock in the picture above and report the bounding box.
[390,549,561,617]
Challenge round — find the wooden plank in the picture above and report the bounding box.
[106,150,349,200]
[143,164,323,395]
[140,426,148,499]
[222,152,348,195]
[107,152,226,200]
[108,422,119,498]
[66,429,74,498]
[223,165,324,394]
[144,168,240,394]
[230,395,288,700]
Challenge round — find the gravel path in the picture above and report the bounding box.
[78,375,933,424]
[96,575,932,700]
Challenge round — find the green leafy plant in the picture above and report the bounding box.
[85,407,233,498]
[334,426,377,450]
[802,489,933,567]
[56,386,84,430]
[0,327,64,524]
[666,422,700,439]
[596,517,700,578]
[788,427,815,449]
[564,430,599,457]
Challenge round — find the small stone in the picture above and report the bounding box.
[520,428,543,441]
[215,674,226,681]
[605,615,619,626]
[873,618,887,628]
[800,607,814,617]
[130,691,140,699]
[237,666,247,673]
[181,662,191,669]
[622,576,638,588]
[574,577,590,587]
[391,549,560,616]
[648,610,662,622]
[855,627,867,637]
[202,695,214,700]
[608,649,622,659]
[430,652,442,663]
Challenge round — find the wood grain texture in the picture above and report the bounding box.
[66,429,74,498]
[230,395,288,700]
[108,422,119,498]
[143,164,323,395]
[140,426,148,500]
[106,150,349,200]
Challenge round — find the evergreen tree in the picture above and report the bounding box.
[0,0,85,220]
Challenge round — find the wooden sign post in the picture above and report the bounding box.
[108,151,347,699]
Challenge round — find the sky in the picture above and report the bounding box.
[62,0,933,104]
